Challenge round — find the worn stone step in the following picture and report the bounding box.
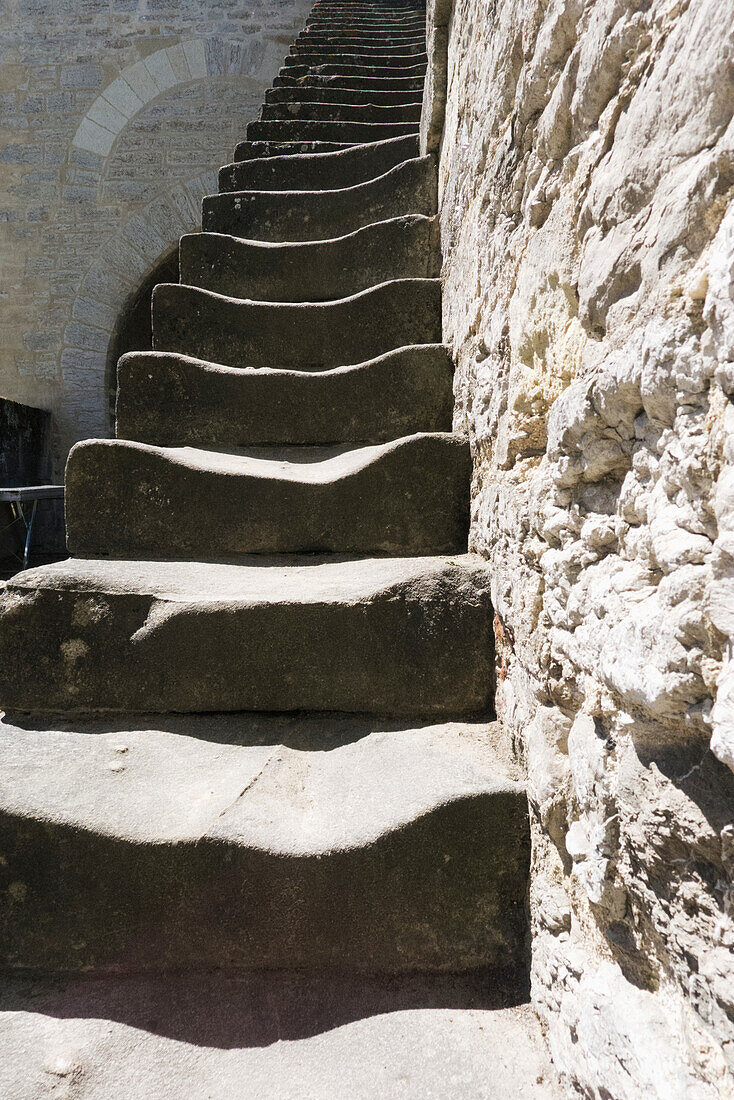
[281,62,427,81]
[179,216,439,302]
[273,72,425,92]
[66,433,469,558]
[0,716,525,974]
[297,33,427,47]
[285,51,427,68]
[245,118,419,145]
[291,41,427,57]
[152,279,441,370]
[0,972,562,1100]
[116,345,453,447]
[225,135,419,190]
[233,139,353,160]
[206,157,436,242]
[260,101,422,124]
[264,85,423,106]
[305,20,426,32]
[0,555,493,714]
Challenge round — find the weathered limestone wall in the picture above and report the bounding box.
[0,0,312,470]
[427,0,734,1094]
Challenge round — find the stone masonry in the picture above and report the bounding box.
[0,0,314,468]
[423,0,734,1095]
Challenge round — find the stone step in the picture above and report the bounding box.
[116,345,453,447]
[291,41,428,57]
[281,62,427,81]
[233,139,353,160]
[264,85,423,106]
[297,32,427,47]
[66,433,470,558]
[285,51,427,68]
[0,715,525,973]
[0,972,561,1099]
[225,135,419,190]
[272,72,425,92]
[245,118,419,145]
[151,279,441,370]
[205,156,436,242]
[305,19,426,31]
[260,101,422,124]
[0,555,493,714]
[179,216,439,302]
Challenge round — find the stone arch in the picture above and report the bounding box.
[71,36,273,158]
[105,246,180,432]
[59,183,211,450]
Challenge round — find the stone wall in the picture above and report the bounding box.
[0,0,312,471]
[426,0,734,1094]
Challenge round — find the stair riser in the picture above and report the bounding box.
[225,135,420,190]
[264,86,423,106]
[66,435,470,558]
[206,156,437,243]
[233,140,352,160]
[297,34,427,47]
[285,52,427,67]
[152,279,442,371]
[0,792,526,974]
[245,119,418,144]
[281,63,427,81]
[0,559,494,715]
[116,346,454,448]
[260,102,422,124]
[293,41,426,55]
[179,217,439,303]
[305,20,426,31]
[272,74,425,91]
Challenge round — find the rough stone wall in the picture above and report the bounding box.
[427,0,734,1094]
[0,0,312,470]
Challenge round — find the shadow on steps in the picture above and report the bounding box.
[0,967,529,1048]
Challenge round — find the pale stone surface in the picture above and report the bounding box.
[0,974,561,1100]
[430,0,734,1093]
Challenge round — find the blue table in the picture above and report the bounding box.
[0,485,64,569]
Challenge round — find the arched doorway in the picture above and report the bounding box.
[105,247,179,433]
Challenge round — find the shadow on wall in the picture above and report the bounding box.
[106,248,180,434]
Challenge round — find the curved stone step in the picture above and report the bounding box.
[292,40,426,56]
[152,279,441,370]
[0,716,525,973]
[305,21,426,33]
[281,62,427,81]
[225,135,419,190]
[285,51,427,68]
[260,101,422,124]
[297,33,427,47]
[273,72,426,92]
[205,157,436,242]
[245,118,419,145]
[265,85,424,106]
[116,345,453,447]
[0,554,493,714]
[179,216,438,302]
[233,139,353,160]
[66,433,470,558]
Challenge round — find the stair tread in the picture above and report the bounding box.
[0,715,516,850]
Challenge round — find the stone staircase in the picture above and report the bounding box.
[0,1,558,1094]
